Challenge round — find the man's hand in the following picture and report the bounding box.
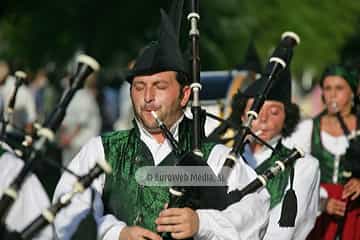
[325,198,346,216]
[155,207,199,239]
[119,226,162,240]
[342,178,360,200]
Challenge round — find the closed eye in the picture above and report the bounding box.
[133,82,145,91]
[155,82,169,90]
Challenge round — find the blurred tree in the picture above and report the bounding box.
[341,21,360,69]
[200,0,360,77]
[0,0,165,71]
[0,0,359,83]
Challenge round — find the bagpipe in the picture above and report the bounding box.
[329,99,360,179]
[147,0,307,235]
[322,104,360,240]
[217,31,300,181]
[1,159,111,240]
[337,111,360,179]
[0,54,102,238]
[342,130,360,178]
[188,0,202,157]
[151,111,227,210]
[0,71,32,153]
[147,3,240,235]
[151,111,239,240]
[153,0,305,234]
[186,1,304,183]
[0,70,27,141]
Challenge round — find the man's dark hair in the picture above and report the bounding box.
[176,71,189,88]
[231,91,300,137]
[176,71,190,100]
[229,91,247,125]
[283,103,300,137]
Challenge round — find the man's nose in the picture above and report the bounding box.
[329,89,337,99]
[251,113,266,129]
[144,87,155,103]
[258,110,268,123]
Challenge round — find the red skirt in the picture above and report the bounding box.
[307,183,360,240]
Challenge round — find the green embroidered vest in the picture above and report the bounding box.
[255,142,294,209]
[101,118,215,231]
[311,115,347,184]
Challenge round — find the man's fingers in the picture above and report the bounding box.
[336,205,346,214]
[171,230,190,240]
[156,207,198,238]
[335,200,346,208]
[351,191,360,201]
[157,223,184,233]
[327,198,347,216]
[156,216,183,225]
[159,208,183,217]
[343,186,357,199]
[342,190,351,199]
[332,200,346,216]
[140,228,162,240]
[329,204,344,216]
[334,209,345,216]
[344,178,360,198]
[344,180,354,189]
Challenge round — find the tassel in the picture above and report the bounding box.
[278,166,297,227]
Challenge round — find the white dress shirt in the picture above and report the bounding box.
[285,119,348,156]
[61,88,101,166]
[246,137,320,240]
[0,76,37,129]
[286,119,349,209]
[53,119,270,240]
[0,151,53,239]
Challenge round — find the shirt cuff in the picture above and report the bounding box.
[195,210,213,239]
[102,224,126,240]
[98,215,127,240]
[195,210,209,239]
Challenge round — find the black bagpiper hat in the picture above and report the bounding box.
[243,67,292,104]
[126,0,189,84]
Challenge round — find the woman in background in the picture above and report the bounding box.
[290,64,360,239]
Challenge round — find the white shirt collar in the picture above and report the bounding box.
[135,114,184,166]
[252,135,282,166]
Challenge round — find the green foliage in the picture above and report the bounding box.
[200,0,360,76]
[0,0,360,81]
[0,0,165,70]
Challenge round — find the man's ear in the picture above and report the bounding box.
[180,85,191,107]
